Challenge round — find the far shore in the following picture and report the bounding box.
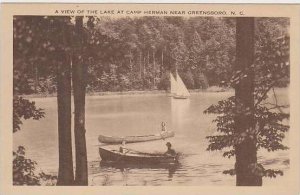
[20,87,234,99]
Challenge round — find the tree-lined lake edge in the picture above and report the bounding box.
[20,86,289,99]
[20,86,234,99]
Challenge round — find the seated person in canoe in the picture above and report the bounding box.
[119,140,129,153]
[165,142,176,156]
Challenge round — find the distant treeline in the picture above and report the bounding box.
[13,16,289,95]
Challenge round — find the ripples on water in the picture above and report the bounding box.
[13,90,289,186]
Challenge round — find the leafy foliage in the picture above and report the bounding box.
[14,17,287,94]
[13,146,57,185]
[204,18,289,178]
[14,16,237,94]
[13,16,62,95]
[13,95,48,185]
[13,18,49,183]
[13,96,45,132]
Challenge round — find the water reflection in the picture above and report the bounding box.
[168,164,178,179]
[99,160,180,181]
[171,98,190,126]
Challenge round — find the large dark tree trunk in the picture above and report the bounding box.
[73,16,88,186]
[56,22,74,185]
[235,17,262,186]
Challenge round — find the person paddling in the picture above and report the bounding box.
[164,142,176,156]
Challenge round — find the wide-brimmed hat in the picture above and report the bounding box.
[166,142,172,147]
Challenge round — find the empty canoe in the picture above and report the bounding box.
[98,131,175,144]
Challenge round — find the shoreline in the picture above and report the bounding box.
[16,86,288,99]
[18,87,233,99]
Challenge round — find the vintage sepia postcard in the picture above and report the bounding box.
[0,2,300,195]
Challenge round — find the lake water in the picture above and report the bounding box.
[13,90,289,186]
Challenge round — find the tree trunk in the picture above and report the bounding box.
[143,55,146,76]
[147,49,150,67]
[143,55,146,90]
[235,17,262,186]
[56,23,74,185]
[153,49,156,69]
[161,49,164,77]
[73,16,88,186]
[139,51,142,79]
[129,50,132,72]
[34,64,38,93]
[152,49,156,87]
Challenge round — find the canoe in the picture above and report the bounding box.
[98,131,175,144]
[99,147,178,164]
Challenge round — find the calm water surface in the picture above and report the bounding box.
[13,91,289,186]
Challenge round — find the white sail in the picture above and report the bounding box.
[176,72,190,97]
[169,72,190,99]
[170,72,177,96]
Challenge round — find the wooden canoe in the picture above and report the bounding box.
[98,131,175,144]
[99,147,178,164]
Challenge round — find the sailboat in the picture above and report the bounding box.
[170,72,190,99]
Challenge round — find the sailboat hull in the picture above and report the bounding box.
[173,95,189,99]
